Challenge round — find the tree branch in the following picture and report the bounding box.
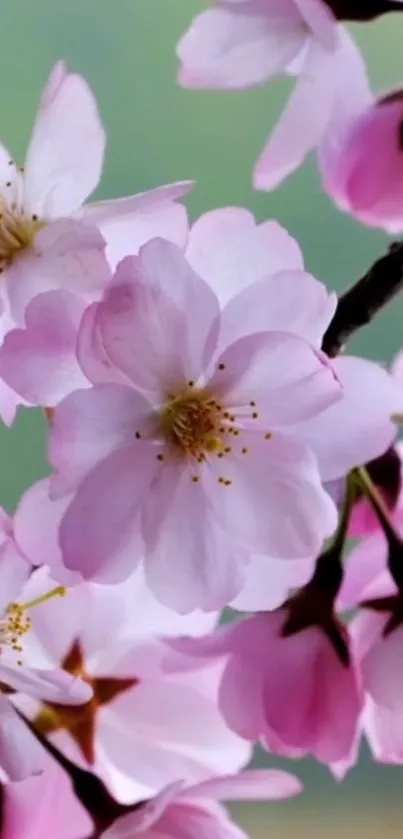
[322,241,403,357]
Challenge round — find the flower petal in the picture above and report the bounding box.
[186,208,303,307]
[209,331,341,427]
[177,6,305,89]
[24,65,105,217]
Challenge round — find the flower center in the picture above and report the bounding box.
[0,585,66,667]
[0,198,43,272]
[158,386,226,459]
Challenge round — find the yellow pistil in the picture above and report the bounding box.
[159,386,224,458]
[0,194,43,271]
[0,586,66,663]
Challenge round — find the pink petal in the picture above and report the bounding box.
[362,625,403,712]
[0,663,92,704]
[58,442,158,581]
[186,769,302,801]
[219,269,336,349]
[0,696,45,780]
[13,479,80,586]
[230,554,314,612]
[291,356,400,481]
[143,460,248,612]
[3,764,93,839]
[337,532,390,611]
[209,331,341,427]
[186,209,303,306]
[84,182,192,270]
[49,383,152,495]
[24,66,105,218]
[208,431,337,558]
[103,783,184,837]
[104,679,250,799]
[5,219,111,323]
[254,39,337,190]
[364,697,403,764]
[100,243,220,392]
[294,0,337,46]
[0,290,88,407]
[177,7,305,89]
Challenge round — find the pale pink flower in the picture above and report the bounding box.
[104,770,302,839]
[0,511,91,779]
[45,237,342,611]
[0,61,191,421]
[12,566,251,804]
[0,761,93,839]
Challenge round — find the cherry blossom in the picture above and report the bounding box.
[12,566,251,803]
[45,238,343,610]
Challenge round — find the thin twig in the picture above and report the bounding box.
[322,241,403,357]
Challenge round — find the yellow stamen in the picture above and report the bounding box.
[22,586,67,612]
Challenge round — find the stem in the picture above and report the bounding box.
[355,467,401,545]
[322,242,403,357]
[310,474,355,597]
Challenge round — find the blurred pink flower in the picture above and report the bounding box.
[166,607,363,767]
[104,769,302,839]
[13,566,251,804]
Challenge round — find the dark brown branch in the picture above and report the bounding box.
[322,241,403,357]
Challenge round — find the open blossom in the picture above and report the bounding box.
[104,770,302,839]
[0,510,91,779]
[166,605,363,767]
[0,61,191,422]
[45,236,343,611]
[12,566,251,803]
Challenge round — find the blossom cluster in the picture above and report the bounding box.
[1,2,403,836]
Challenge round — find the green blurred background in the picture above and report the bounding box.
[1,1,403,834]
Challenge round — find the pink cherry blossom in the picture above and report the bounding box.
[0,511,92,779]
[104,769,302,839]
[46,238,342,610]
[12,566,251,804]
[166,607,363,766]
[0,62,191,422]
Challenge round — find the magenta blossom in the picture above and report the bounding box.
[12,566,251,803]
[0,509,91,780]
[45,237,342,611]
[104,770,302,839]
[319,87,403,232]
